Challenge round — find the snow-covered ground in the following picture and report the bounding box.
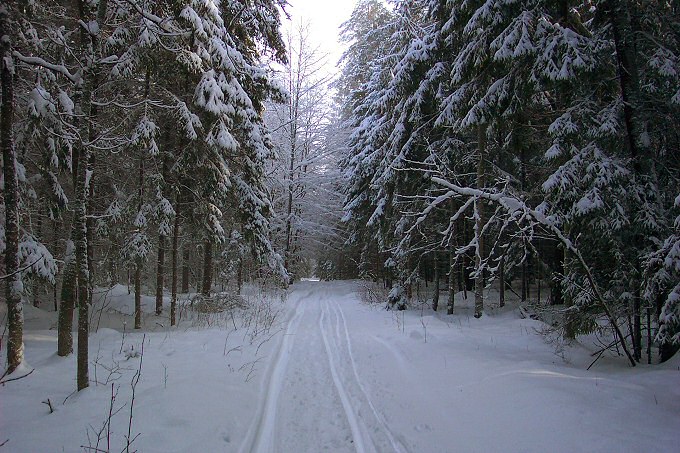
[2,281,679,452]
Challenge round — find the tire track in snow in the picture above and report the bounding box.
[239,291,308,453]
[320,300,373,453]
[330,301,410,453]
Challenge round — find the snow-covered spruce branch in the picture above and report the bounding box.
[428,176,636,367]
[12,51,80,84]
[117,0,179,35]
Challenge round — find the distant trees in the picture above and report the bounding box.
[266,22,344,281]
[1,0,289,386]
[338,0,680,362]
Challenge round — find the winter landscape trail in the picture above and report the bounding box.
[237,281,680,453]
[240,284,407,453]
[3,280,679,452]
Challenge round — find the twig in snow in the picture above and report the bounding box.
[125,334,145,453]
[42,398,54,414]
[0,368,35,385]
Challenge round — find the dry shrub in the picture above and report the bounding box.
[358,281,389,306]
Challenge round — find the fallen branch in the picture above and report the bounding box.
[0,368,35,385]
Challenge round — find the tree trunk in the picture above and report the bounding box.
[52,219,60,312]
[86,152,95,306]
[606,0,648,362]
[75,205,90,391]
[499,256,505,308]
[284,154,295,280]
[237,258,243,294]
[171,207,179,326]
[134,148,144,329]
[521,260,528,302]
[474,123,486,318]
[57,244,76,356]
[1,20,24,374]
[202,239,213,296]
[155,156,169,315]
[551,244,564,305]
[432,252,439,311]
[182,245,190,293]
[563,248,576,339]
[606,0,644,169]
[633,289,642,362]
[74,0,109,391]
[447,251,455,315]
[74,123,90,390]
[646,307,651,365]
[134,263,142,329]
[156,235,165,315]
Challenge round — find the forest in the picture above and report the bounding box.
[332,0,680,365]
[1,0,679,451]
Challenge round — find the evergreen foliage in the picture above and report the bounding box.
[337,0,680,361]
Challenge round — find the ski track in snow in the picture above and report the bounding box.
[241,285,406,453]
[239,290,309,453]
[320,299,372,453]
[330,301,409,453]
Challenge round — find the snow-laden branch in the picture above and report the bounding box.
[429,176,636,367]
[12,51,80,84]
[119,0,178,35]
[0,257,42,281]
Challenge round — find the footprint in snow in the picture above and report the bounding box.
[415,423,432,432]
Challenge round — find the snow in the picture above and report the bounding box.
[2,281,679,452]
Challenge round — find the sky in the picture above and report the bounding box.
[283,0,359,75]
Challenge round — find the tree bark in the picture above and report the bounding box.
[74,88,92,390]
[474,123,487,318]
[606,0,646,362]
[237,258,243,294]
[75,165,90,390]
[499,256,505,308]
[155,156,168,315]
[86,150,96,307]
[170,206,179,326]
[134,263,141,329]
[432,252,439,311]
[551,244,564,305]
[134,140,144,329]
[447,251,455,314]
[156,235,165,315]
[202,239,213,296]
[57,244,76,356]
[74,0,109,391]
[633,288,642,362]
[521,260,528,302]
[182,245,190,293]
[1,14,24,374]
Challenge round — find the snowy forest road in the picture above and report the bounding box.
[240,283,408,453]
[4,280,677,452]
[235,280,680,453]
